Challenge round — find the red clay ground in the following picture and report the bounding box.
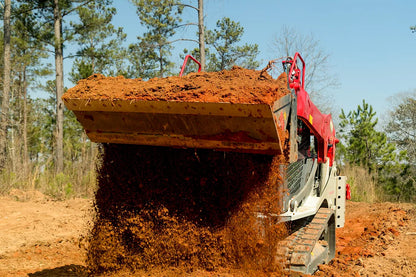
[1,192,415,276]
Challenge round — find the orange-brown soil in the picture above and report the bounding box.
[314,202,416,277]
[62,67,289,105]
[2,195,415,276]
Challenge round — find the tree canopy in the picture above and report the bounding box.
[338,100,401,171]
[205,17,259,71]
[70,0,127,82]
[130,0,183,77]
[385,95,416,165]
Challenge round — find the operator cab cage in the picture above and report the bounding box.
[282,53,338,166]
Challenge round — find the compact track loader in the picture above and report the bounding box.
[64,53,347,275]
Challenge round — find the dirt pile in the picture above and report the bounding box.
[87,145,287,275]
[63,66,289,105]
[315,202,413,277]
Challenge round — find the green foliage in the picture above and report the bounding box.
[205,17,259,71]
[378,163,415,202]
[12,2,51,75]
[130,0,183,77]
[70,0,128,82]
[23,0,72,45]
[47,172,71,199]
[411,26,416,33]
[339,100,415,202]
[180,16,259,75]
[127,42,159,79]
[385,96,416,164]
[384,95,416,202]
[0,77,97,198]
[27,97,55,161]
[339,100,401,171]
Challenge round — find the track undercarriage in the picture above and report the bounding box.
[277,208,336,275]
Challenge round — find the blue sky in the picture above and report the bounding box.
[107,0,416,122]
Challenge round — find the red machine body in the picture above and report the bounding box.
[283,53,338,166]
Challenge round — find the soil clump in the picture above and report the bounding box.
[63,67,289,105]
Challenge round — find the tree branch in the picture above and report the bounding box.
[173,3,199,12]
[63,54,82,60]
[177,22,198,28]
[140,38,199,49]
[168,38,199,44]
[62,0,95,17]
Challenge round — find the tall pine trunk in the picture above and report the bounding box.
[23,68,29,177]
[0,0,11,169]
[54,0,64,173]
[198,0,205,71]
[159,47,163,77]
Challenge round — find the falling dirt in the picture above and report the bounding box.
[62,67,289,105]
[87,144,287,275]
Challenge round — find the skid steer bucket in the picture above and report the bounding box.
[63,96,292,155]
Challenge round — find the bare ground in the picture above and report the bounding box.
[0,191,415,276]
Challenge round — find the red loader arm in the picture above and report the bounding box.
[283,53,338,166]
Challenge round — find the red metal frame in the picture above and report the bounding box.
[179,55,202,77]
[284,53,338,166]
[287,52,305,90]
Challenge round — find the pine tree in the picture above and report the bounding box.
[127,42,159,79]
[205,17,259,71]
[11,2,52,176]
[338,100,413,201]
[130,0,183,77]
[29,0,93,173]
[338,100,399,171]
[70,0,127,82]
[0,0,11,169]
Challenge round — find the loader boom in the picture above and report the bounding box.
[283,53,338,166]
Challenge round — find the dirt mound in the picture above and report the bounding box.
[63,67,289,105]
[315,202,414,276]
[86,144,287,275]
[9,189,47,202]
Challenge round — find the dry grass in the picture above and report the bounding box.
[0,146,98,199]
[342,164,381,203]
